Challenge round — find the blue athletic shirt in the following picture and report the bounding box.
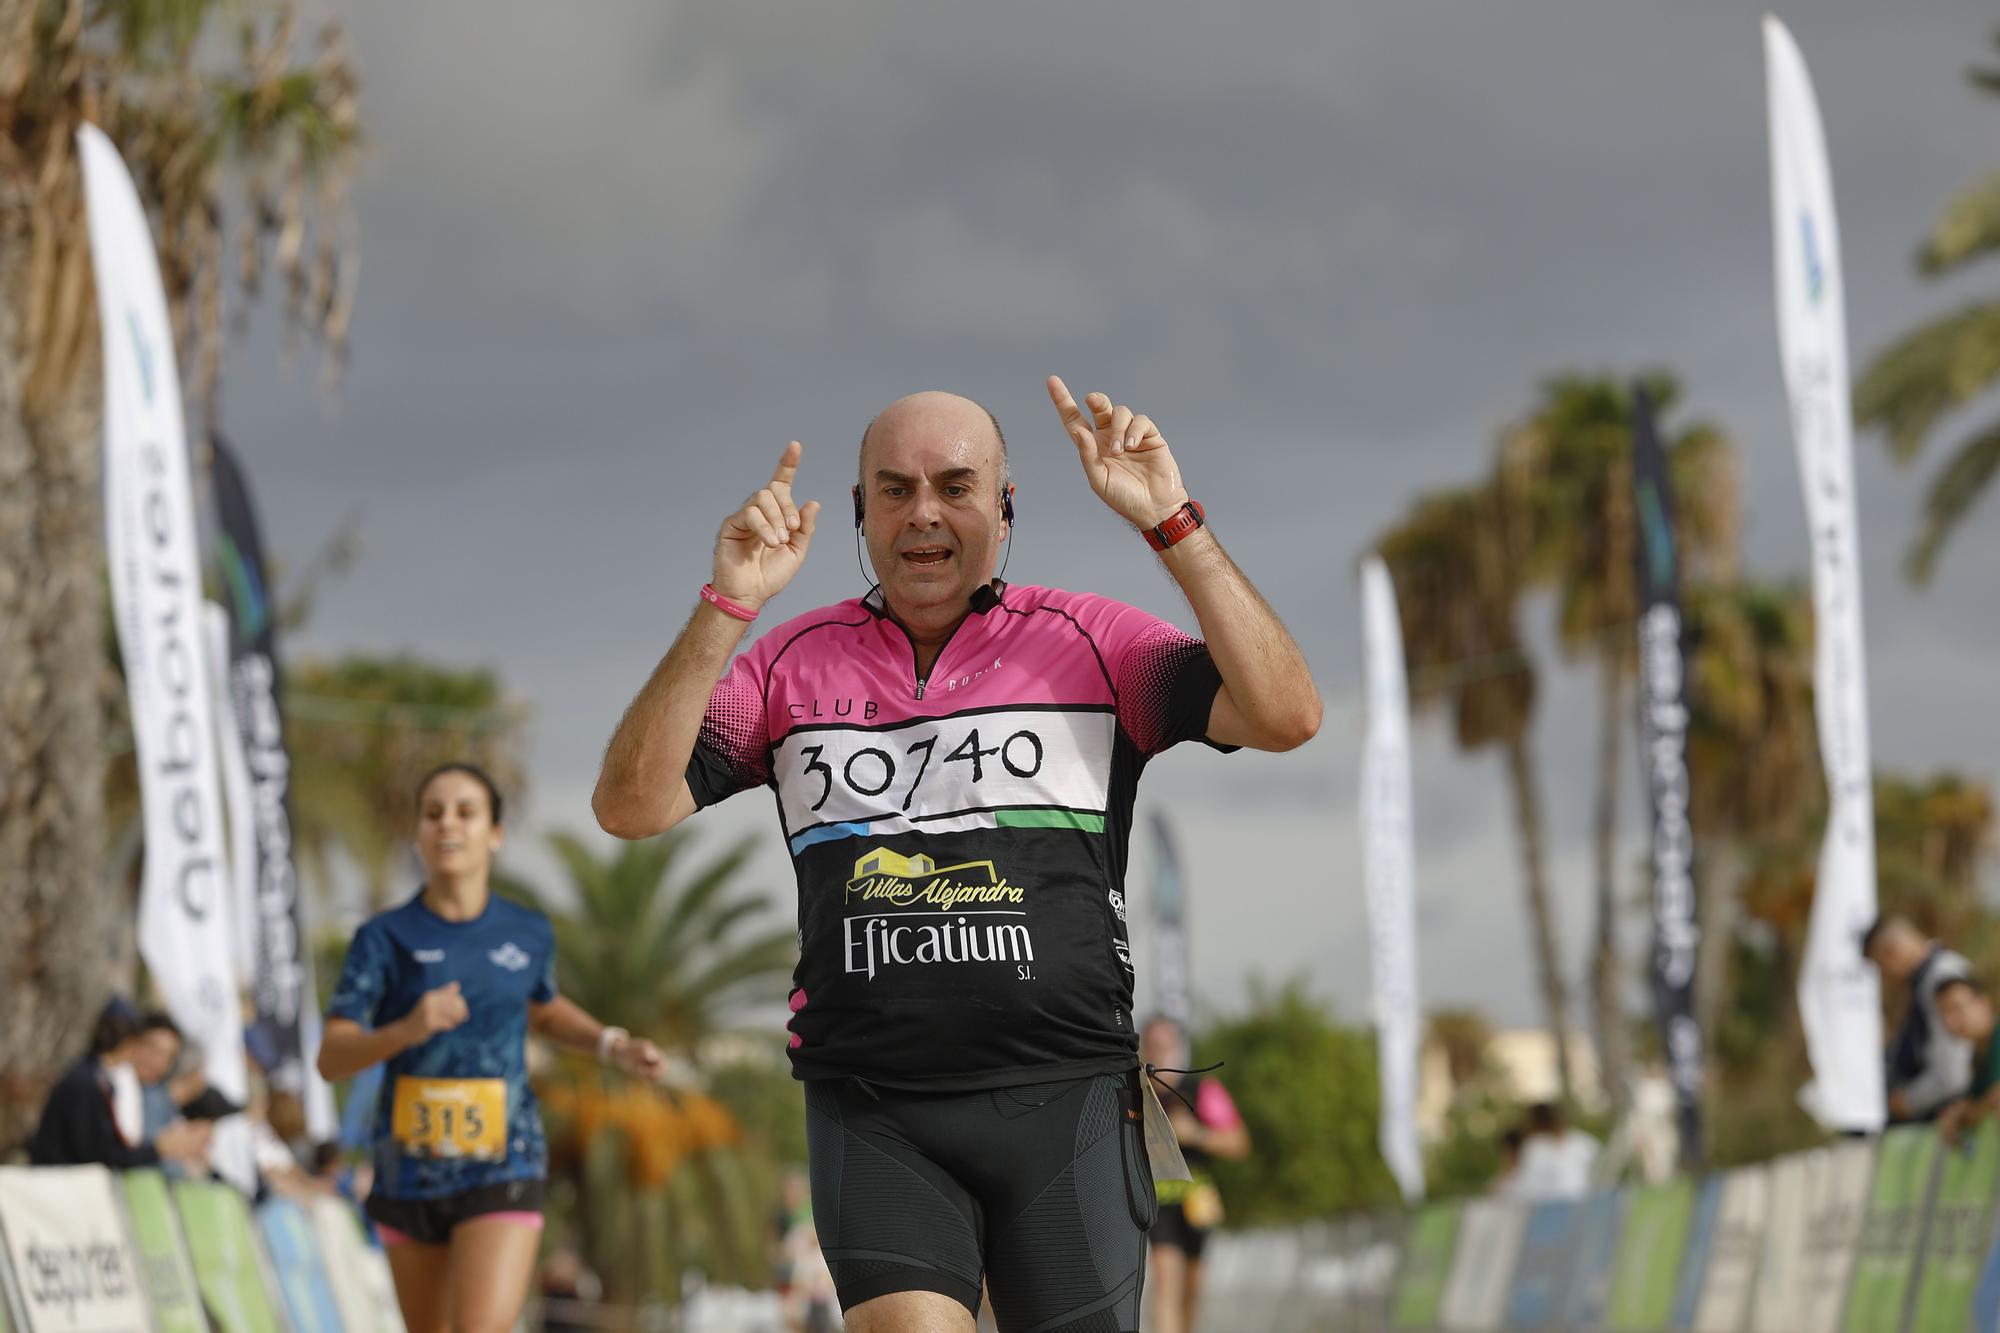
[327,891,557,1200]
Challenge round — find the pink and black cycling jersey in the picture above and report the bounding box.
[688,582,1232,1090]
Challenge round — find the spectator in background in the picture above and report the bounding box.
[133,1013,204,1141]
[1492,1125,1527,1198]
[1864,915,1975,1122]
[27,1003,209,1170]
[1513,1103,1598,1202]
[1141,1016,1251,1333]
[1932,977,2000,1147]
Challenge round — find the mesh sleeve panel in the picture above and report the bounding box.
[1112,620,1230,758]
[686,654,772,807]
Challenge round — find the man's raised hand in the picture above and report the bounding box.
[715,441,821,612]
[1046,375,1191,531]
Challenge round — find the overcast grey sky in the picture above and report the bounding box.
[227,2,1999,1029]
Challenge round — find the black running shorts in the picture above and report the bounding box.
[1148,1201,1212,1259]
[804,1071,1157,1331]
[363,1177,546,1246]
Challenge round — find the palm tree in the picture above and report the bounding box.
[1854,34,2000,581]
[1376,483,1577,1102]
[507,829,797,1056]
[284,655,526,911]
[507,828,798,1304]
[1681,580,1820,1046]
[0,0,357,1148]
[1498,373,1738,1112]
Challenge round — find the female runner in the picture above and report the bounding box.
[320,763,666,1333]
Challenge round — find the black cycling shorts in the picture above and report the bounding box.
[1148,1202,1211,1259]
[363,1176,545,1246]
[804,1071,1156,1332]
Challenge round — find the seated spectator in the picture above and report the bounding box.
[1933,977,2000,1146]
[1513,1102,1598,1202]
[1864,915,1974,1122]
[133,1013,206,1144]
[27,1004,209,1170]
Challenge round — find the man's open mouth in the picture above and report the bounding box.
[902,547,951,566]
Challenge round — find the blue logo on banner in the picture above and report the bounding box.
[1800,213,1825,306]
[125,308,155,404]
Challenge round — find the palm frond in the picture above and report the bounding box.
[1854,300,2000,461]
[1905,418,2000,584]
[1916,173,2000,276]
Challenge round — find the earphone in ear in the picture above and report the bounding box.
[852,485,865,529]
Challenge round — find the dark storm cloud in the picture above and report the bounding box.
[230,1,1998,1025]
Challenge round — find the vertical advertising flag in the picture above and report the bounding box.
[1764,15,1885,1133]
[209,436,335,1139]
[1631,384,1704,1167]
[1148,812,1193,1035]
[78,125,248,1114]
[1361,556,1424,1203]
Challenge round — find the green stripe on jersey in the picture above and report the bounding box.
[995,809,1106,833]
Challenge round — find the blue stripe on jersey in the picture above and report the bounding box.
[789,821,875,855]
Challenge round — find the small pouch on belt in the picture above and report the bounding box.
[1138,1071,1193,1185]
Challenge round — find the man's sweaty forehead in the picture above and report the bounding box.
[858,391,1008,480]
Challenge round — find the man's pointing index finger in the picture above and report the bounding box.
[1047,376,1089,432]
[771,440,803,487]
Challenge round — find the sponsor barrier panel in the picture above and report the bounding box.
[1392,1200,1461,1330]
[1750,1150,1815,1332]
[1278,1220,1350,1332]
[118,1170,206,1333]
[0,1166,149,1333]
[1690,1166,1770,1333]
[175,1179,285,1333]
[1194,1227,1302,1332]
[1560,1184,1624,1320]
[1608,1178,1697,1330]
[1670,1175,1724,1329]
[1974,1228,2000,1333]
[1911,1120,2000,1333]
[1843,1125,1941,1333]
[1801,1140,1878,1333]
[1560,1190,1626,1331]
[258,1198,344,1333]
[308,1195,406,1333]
[1506,1201,1580,1330]
[1335,1213,1404,1333]
[1438,1198,1524,1331]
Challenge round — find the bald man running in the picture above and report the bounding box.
[594,379,1320,1333]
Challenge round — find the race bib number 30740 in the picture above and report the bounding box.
[774,707,1115,837]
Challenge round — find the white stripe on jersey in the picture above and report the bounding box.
[774,707,1115,837]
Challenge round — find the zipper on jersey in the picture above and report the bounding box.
[897,619,964,702]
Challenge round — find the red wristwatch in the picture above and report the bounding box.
[1143,500,1206,552]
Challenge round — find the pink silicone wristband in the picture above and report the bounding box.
[700,584,759,622]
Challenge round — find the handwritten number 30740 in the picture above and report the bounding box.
[800,728,1045,813]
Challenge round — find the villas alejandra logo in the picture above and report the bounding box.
[840,847,1035,981]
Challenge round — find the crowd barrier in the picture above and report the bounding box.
[0,1165,405,1333]
[11,1126,2000,1332]
[1193,1123,2000,1331]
